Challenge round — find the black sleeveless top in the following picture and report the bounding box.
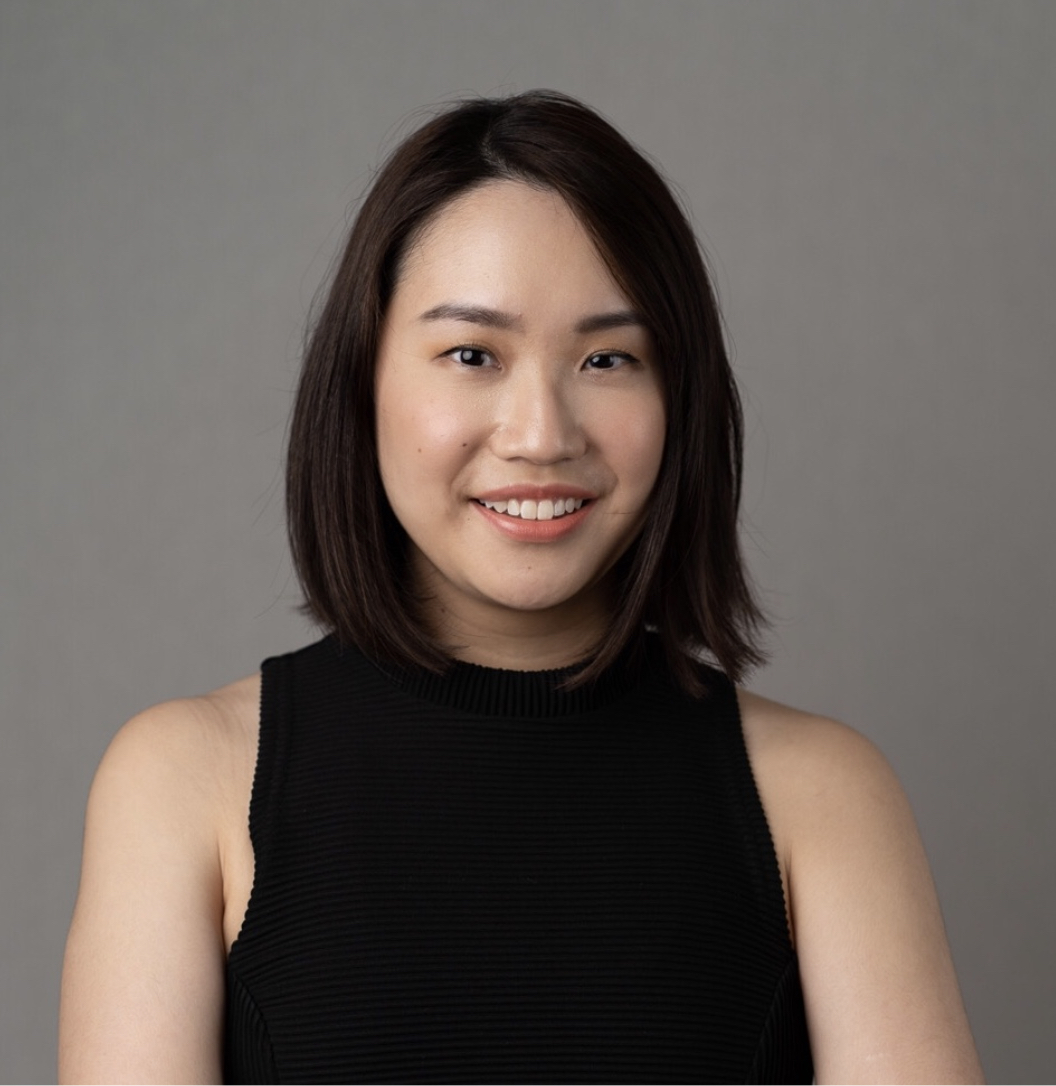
[224,635,813,1083]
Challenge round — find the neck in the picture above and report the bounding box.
[411,562,614,672]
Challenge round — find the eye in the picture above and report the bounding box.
[447,346,493,367]
[585,351,635,371]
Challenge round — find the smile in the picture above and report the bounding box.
[476,498,587,522]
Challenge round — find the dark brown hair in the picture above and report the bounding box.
[287,90,765,694]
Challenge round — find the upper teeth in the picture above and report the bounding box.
[479,497,586,521]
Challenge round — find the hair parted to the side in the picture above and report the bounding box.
[287,89,766,695]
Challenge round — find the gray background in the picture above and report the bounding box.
[2,1,1053,1081]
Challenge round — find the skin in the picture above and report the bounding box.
[59,181,984,1083]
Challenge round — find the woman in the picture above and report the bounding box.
[59,91,983,1083]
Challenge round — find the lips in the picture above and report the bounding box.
[472,487,595,541]
[476,483,594,499]
[473,484,596,526]
[477,496,586,522]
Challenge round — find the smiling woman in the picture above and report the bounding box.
[375,181,666,668]
[285,91,762,699]
[59,92,983,1084]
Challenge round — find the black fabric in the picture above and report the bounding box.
[223,635,813,1084]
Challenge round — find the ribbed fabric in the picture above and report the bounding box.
[223,635,813,1084]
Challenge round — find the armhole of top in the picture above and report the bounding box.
[723,680,815,1082]
[226,653,294,963]
[720,674,796,952]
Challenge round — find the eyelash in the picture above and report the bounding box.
[444,347,639,370]
[585,351,636,371]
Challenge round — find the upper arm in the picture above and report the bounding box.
[740,693,984,1085]
[59,701,229,1084]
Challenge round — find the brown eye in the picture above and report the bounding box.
[450,347,491,367]
[586,352,633,370]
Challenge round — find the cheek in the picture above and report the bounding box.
[381,399,461,456]
[603,395,667,496]
[376,380,481,501]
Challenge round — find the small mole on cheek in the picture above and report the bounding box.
[461,442,468,448]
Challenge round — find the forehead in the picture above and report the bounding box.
[392,180,630,317]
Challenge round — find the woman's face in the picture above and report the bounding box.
[375,180,666,662]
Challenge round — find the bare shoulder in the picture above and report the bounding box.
[734,690,911,939]
[94,674,260,816]
[737,688,889,773]
[736,690,907,843]
[735,689,984,1084]
[104,673,260,768]
[60,674,261,1084]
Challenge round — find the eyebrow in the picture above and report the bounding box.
[418,303,647,335]
[574,310,646,334]
[418,303,521,330]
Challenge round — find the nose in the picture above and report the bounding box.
[489,367,587,464]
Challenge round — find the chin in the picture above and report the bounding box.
[474,574,605,617]
[490,589,580,613]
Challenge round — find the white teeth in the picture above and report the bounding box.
[479,497,586,521]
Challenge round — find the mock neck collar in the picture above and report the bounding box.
[364,634,653,719]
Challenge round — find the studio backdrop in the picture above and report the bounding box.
[2,2,1053,1082]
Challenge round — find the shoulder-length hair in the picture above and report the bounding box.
[287,90,765,695]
